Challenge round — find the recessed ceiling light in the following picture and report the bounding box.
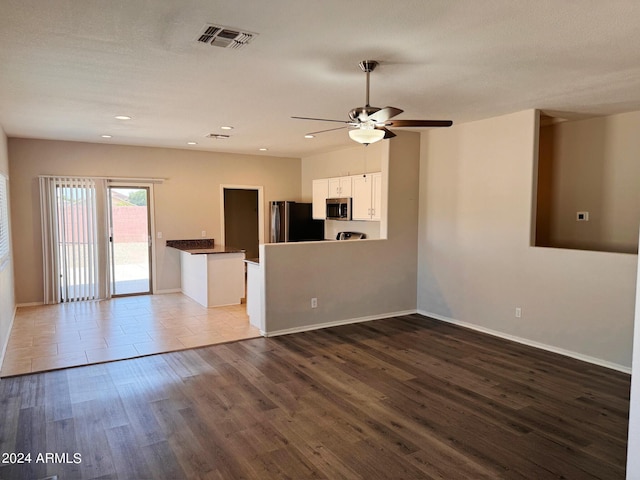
[101,135,112,138]
[304,134,315,139]
[114,115,131,120]
[259,148,268,151]
[220,126,234,130]
[187,141,198,145]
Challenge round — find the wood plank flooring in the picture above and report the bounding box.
[0,314,630,479]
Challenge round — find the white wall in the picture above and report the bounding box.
[262,131,419,334]
[0,126,16,364]
[627,238,640,477]
[418,110,637,370]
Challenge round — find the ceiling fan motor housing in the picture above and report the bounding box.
[349,106,381,122]
[359,60,378,73]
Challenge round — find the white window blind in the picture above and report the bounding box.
[0,173,9,270]
[40,176,101,303]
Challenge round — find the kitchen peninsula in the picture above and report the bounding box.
[167,239,245,307]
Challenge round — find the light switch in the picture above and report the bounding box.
[576,211,589,222]
[157,231,163,239]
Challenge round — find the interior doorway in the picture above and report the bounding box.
[222,186,263,260]
[107,186,152,296]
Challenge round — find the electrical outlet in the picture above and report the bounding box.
[201,230,207,237]
[157,231,162,239]
[311,297,318,308]
[515,307,522,318]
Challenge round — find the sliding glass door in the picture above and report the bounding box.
[108,186,152,296]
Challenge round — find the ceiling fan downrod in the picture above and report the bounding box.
[359,60,378,107]
[348,60,381,122]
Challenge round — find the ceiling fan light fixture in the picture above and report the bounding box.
[348,128,385,145]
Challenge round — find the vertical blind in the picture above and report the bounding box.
[0,173,9,270]
[40,176,101,303]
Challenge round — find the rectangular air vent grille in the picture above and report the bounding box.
[197,24,257,49]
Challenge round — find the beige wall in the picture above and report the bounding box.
[262,131,419,333]
[418,109,637,369]
[8,138,301,304]
[0,127,16,361]
[8,114,636,369]
[537,111,640,253]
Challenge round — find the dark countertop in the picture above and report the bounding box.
[166,239,244,255]
[166,238,214,249]
[180,246,245,255]
[244,257,260,265]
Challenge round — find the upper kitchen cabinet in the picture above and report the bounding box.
[352,173,382,221]
[313,172,382,222]
[312,178,329,219]
[328,176,352,198]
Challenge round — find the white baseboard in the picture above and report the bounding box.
[154,288,182,295]
[417,309,631,374]
[16,301,44,308]
[264,310,417,337]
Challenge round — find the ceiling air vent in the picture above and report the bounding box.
[206,134,230,139]
[197,24,257,49]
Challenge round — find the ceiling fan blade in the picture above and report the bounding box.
[291,116,350,124]
[369,106,404,123]
[306,126,348,135]
[385,119,453,128]
[376,127,396,139]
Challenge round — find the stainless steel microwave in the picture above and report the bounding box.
[326,197,352,220]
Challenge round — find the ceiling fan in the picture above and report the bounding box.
[292,60,453,145]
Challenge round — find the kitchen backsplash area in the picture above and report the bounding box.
[324,219,380,240]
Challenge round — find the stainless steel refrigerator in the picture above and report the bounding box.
[270,201,325,242]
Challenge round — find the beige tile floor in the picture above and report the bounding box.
[0,293,261,377]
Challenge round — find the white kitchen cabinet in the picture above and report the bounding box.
[371,172,382,221]
[328,176,352,198]
[312,178,329,219]
[351,172,382,221]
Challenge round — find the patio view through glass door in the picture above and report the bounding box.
[108,186,152,296]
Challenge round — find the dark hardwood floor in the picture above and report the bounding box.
[0,314,630,479]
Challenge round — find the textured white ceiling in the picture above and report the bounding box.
[1,0,640,157]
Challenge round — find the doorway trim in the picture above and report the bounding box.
[220,185,264,247]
